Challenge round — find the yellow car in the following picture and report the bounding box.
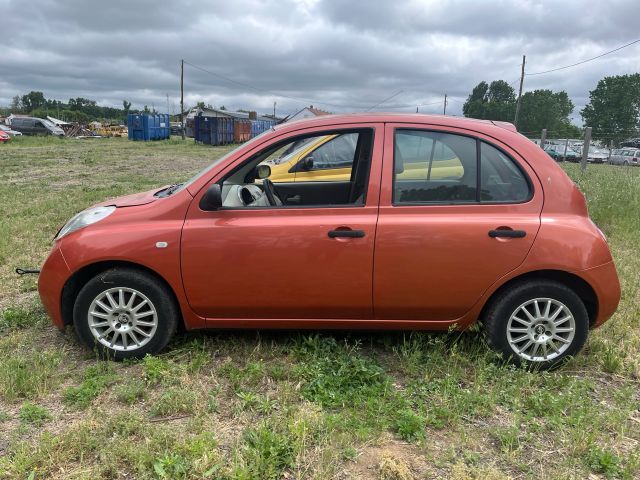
[264,133,463,182]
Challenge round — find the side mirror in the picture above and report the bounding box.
[199,184,222,211]
[300,156,314,170]
[255,164,271,179]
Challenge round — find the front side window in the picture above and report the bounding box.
[393,129,531,205]
[218,129,373,209]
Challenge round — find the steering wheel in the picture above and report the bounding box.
[262,179,282,206]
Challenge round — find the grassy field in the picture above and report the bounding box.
[0,136,639,479]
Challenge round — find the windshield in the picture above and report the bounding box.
[41,119,58,129]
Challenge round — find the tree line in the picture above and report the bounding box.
[462,73,640,145]
[1,92,159,124]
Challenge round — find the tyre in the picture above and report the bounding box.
[623,161,629,167]
[483,280,589,370]
[73,268,179,360]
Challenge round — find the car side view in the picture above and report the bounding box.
[37,114,620,369]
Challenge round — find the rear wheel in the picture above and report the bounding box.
[73,268,178,360]
[483,280,589,370]
[623,160,629,167]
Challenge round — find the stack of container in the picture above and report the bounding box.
[127,114,170,141]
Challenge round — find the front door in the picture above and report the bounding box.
[374,123,542,321]
[181,125,383,320]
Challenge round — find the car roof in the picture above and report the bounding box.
[274,113,518,134]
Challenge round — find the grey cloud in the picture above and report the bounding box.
[1,0,639,120]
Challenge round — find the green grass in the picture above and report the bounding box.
[0,136,639,478]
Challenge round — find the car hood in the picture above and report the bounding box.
[95,187,163,207]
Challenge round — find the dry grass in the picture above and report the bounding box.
[0,136,639,479]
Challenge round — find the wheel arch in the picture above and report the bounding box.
[480,269,598,327]
[61,260,184,329]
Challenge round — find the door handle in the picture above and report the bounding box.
[488,229,527,238]
[285,195,302,204]
[328,229,365,238]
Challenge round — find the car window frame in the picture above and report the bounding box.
[214,127,376,211]
[391,127,534,207]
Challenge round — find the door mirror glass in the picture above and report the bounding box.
[199,184,223,211]
[255,164,271,179]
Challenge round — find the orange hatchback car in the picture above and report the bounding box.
[38,114,620,369]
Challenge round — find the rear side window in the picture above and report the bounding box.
[480,142,530,202]
[393,130,477,203]
[393,129,531,204]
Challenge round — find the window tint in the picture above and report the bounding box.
[308,133,358,170]
[480,142,530,202]
[393,130,477,203]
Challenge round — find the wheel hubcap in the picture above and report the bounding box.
[507,298,576,362]
[88,287,158,351]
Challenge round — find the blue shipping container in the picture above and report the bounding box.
[250,119,275,138]
[128,113,171,141]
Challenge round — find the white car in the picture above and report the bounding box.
[0,124,22,136]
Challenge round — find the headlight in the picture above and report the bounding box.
[56,206,116,240]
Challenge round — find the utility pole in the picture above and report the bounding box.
[273,101,276,120]
[180,59,185,140]
[514,55,526,129]
[581,127,592,172]
[540,129,547,148]
[443,94,448,115]
[563,138,569,160]
[166,93,170,116]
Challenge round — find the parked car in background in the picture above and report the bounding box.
[0,130,10,143]
[575,145,609,163]
[609,148,640,166]
[38,113,620,370]
[10,117,64,136]
[543,144,580,162]
[0,124,23,136]
[620,138,640,149]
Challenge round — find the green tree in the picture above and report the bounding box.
[581,74,640,145]
[518,89,578,137]
[21,91,46,112]
[10,95,22,112]
[462,80,515,122]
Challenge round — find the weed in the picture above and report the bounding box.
[63,362,118,409]
[114,378,147,405]
[18,402,51,425]
[150,388,198,417]
[394,409,426,442]
[0,348,64,401]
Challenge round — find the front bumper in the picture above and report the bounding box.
[578,261,621,327]
[37,243,71,330]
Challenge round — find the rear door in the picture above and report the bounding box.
[374,123,543,321]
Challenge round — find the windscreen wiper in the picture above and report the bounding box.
[156,183,183,197]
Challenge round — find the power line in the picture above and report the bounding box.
[526,38,640,76]
[365,90,404,111]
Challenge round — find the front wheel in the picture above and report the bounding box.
[483,280,589,370]
[73,268,178,360]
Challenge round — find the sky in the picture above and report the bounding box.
[2,0,639,123]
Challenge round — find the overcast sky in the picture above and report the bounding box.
[2,0,639,123]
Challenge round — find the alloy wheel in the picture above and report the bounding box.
[506,298,576,362]
[87,287,158,351]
